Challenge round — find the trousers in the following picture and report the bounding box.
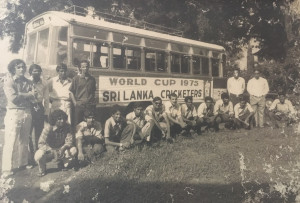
[2,108,32,172]
[250,95,266,127]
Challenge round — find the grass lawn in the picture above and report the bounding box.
[2,125,300,203]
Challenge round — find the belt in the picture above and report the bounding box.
[230,93,242,96]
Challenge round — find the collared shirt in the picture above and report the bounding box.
[4,74,34,109]
[32,78,49,115]
[49,76,72,101]
[214,99,234,115]
[197,103,214,118]
[269,99,296,115]
[126,111,146,129]
[144,104,166,122]
[76,120,103,139]
[69,74,96,105]
[227,77,245,95]
[234,102,254,118]
[104,117,126,140]
[38,123,74,150]
[164,101,181,120]
[247,77,269,97]
[181,103,197,119]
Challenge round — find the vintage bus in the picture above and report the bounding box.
[23,5,227,118]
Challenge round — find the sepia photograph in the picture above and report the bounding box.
[1,0,300,202]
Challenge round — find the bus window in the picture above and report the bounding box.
[212,58,219,77]
[171,53,180,73]
[92,42,109,68]
[181,55,190,74]
[73,39,91,67]
[113,45,126,69]
[145,51,155,71]
[113,44,141,70]
[145,50,167,72]
[202,57,209,76]
[192,56,200,75]
[157,52,167,72]
[126,47,141,70]
[56,27,68,65]
[36,28,49,64]
[26,33,37,65]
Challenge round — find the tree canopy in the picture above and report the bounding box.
[0,0,297,61]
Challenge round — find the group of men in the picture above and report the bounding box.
[2,59,297,178]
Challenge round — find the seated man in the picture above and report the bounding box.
[104,105,137,153]
[34,110,77,177]
[197,96,217,133]
[126,102,147,143]
[214,92,234,130]
[76,109,105,163]
[181,96,199,136]
[268,92,297,128]
[234,96,254,131]
[164,93,187,136]
[144,97,171,143]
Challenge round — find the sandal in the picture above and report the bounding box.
[37,172,46,177]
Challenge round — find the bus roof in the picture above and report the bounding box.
[27,11,225,52]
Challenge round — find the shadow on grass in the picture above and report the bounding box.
[6,178,288,203]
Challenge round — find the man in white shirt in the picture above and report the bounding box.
[48,64,73,124]
[227,67,245,106]
[247,69,269,128]
[268,92,297,128]
[234,95,254,130]
[214,93,234,130]
[164,93,187,136]
[197,96,216,133]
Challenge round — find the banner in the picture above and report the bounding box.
[99,76,205,103]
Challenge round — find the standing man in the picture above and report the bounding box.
[247,69,269,128]
[49,64,72,124]
[227,67,245,106]
[2,59,35,178]
[28,64,49,167]
[70,60,96,125]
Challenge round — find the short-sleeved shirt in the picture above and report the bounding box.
[181,103,197,119]
[76,120,103,140]
[69,74,96,105]
[234,102,254,119]
[104,117,127,142]
[4,75,34,109]
[49,76,72,101]
[126,111,146,129]
[38,123,74,150]
[164,101,181,120]
[214,99,234,115]
[269,99,296,115]
[197,103,214,118]
[144,104,166,122]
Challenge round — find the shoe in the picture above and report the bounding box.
[1,171,14,179]
[26,165,34,169]
[37,171,46,177]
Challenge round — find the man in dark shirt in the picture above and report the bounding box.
[34,110,77,176]
[70,60,96,125]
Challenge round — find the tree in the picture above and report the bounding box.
[0,0,296,62]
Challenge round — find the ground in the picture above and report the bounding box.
[1,78,300,203]
[1,125,300,203]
